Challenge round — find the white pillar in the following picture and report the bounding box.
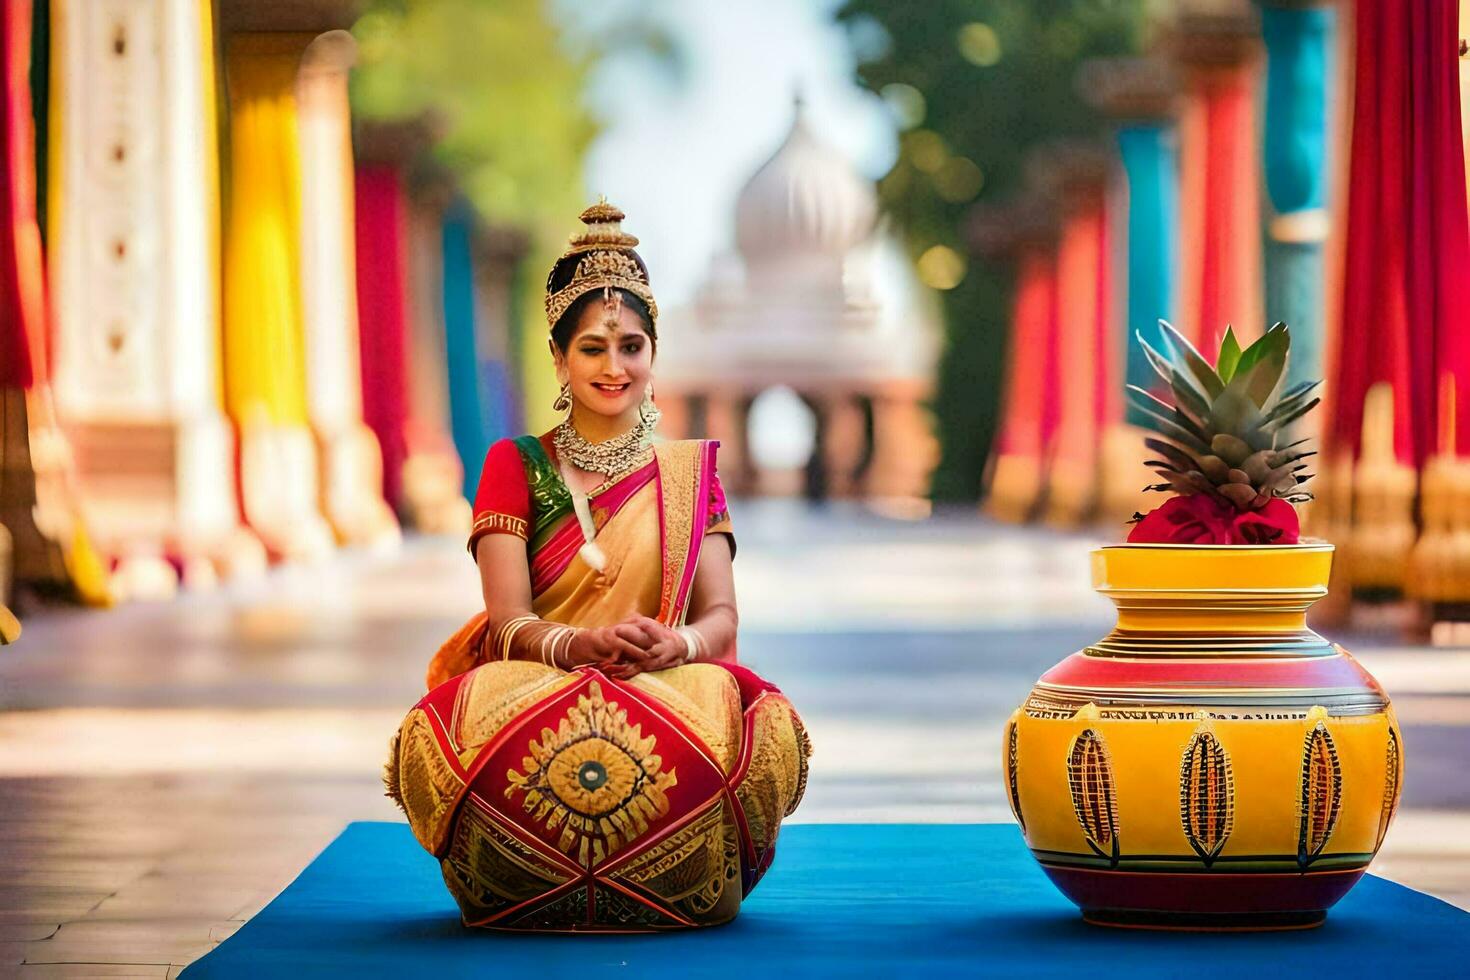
[49,0,264,595]
[296,30,400,550]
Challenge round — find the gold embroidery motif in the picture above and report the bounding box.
[393,709,465,853]
[467,511,528,554]
[505,681,677,867]
[654,442,702,623]
[442,797,570,918]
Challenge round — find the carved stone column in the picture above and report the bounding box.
[296,30,400,550]
[866,379,938,507]
[706,391,755,496]
[820,390,869,499]
[49,0,268,597]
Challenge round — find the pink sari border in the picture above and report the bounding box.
[669,440,719,624]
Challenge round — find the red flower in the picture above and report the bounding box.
[1128,494,1300,545]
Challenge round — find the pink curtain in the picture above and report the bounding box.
[354,163,411,508]
[1331,0,1470,464]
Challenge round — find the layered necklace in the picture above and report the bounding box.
[553,400,661,478]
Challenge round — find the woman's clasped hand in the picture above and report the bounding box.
[566,615,688,678]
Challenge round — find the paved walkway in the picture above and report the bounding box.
[1,503,1467,973]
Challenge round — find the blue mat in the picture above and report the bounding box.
[184,823,1469,977]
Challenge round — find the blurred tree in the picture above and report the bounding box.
[836,0,1148,502]
[350,0,682,432]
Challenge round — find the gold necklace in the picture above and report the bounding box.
[553,402,660,477]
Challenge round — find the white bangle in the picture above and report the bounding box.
[677,626,702,664]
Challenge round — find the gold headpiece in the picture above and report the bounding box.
[544,200,659,331]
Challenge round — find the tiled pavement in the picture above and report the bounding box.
[1,502,1467,973]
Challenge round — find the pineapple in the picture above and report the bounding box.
[1130,321,1319,512]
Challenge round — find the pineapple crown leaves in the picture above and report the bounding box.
[1130,320,1321,512]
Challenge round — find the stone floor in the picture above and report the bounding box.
[1,502,1467,974]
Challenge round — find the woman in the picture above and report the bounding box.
[426,199,736,687]
[387,202,809,933]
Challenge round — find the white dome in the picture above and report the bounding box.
[734,97,878,262]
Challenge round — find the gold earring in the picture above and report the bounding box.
[639,383,660,425]
[553,382,571,413]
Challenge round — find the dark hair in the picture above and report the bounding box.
[546,250,657,353]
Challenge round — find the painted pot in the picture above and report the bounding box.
[1005,544,1402,930]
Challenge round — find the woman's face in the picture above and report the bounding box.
[554,294,654,422]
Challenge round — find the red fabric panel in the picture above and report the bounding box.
[1408,0,1470,456]
[354,163,411,507]
[0,0,44,388]
[1332,0,1470,464]
[1092,198,1118,429]
[471,437,531,526]
[1038,248,1063,454]
[711,661,781,707]
[1199,73,1258,357]
[993,248,1054,457]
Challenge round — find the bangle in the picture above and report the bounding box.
[495,615,540,661]
[554,628,577,669]
[676,626,704,664]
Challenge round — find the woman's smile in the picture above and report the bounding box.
[590,381,631,398]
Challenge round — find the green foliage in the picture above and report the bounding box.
[349,0,681,432]
[352,0,594,230]
[836,0,1148,501]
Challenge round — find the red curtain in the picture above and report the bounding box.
[354,163,411,508]
[1091,198,1118,437]
[1408,0,1470,456]
[1332,0,1470,464]
[1050,195,1106,471]
[1,0,45,389]
[994,247,1056,462]
[1178,60,1263,355]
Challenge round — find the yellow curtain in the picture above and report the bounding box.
[223,33,311,426]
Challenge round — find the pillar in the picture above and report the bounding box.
[1259,1,1335,393]
[1174,7,1265,351]
[1042,152,1113,528]
[1,0,108,604]
[295,30,399,550]
[49,0,265,597]
[1082,57,1181,527]
[403,173,470,534]
[984,224,1058,524]
[470,224,529,444]
[222,31,334,561]
[441,200,487,498]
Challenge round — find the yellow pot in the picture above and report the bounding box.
[1005,544,1402,930]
